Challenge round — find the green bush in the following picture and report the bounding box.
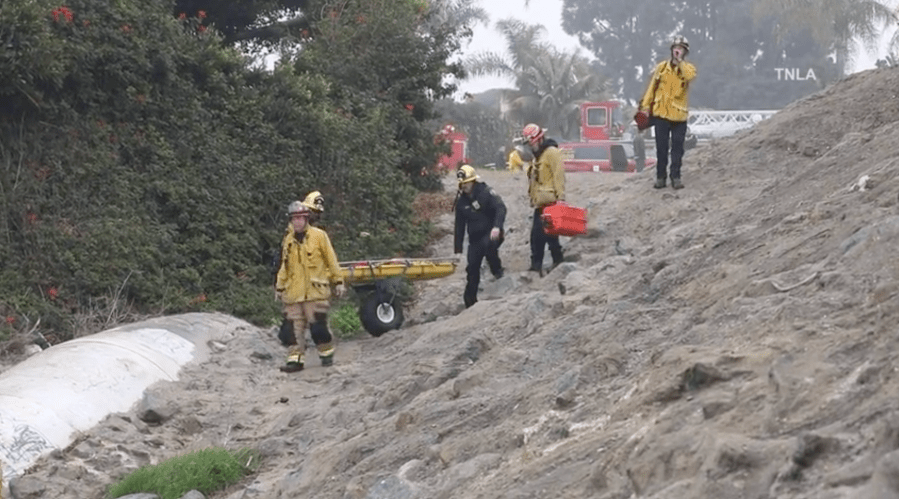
[105,447,260,499]
[0,0,463,345]
[330,301,363,339]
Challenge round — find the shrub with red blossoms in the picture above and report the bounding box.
[52,6,73,23]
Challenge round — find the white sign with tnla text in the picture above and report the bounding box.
[775,68,817,81]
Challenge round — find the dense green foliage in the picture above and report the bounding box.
[105,447,259,499]
[295,0,466,191]
[0,0,469,341]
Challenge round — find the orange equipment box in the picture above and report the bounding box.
[541,202,587,237]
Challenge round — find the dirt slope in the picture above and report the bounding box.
[9,67,899,499]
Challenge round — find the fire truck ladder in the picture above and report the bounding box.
[688,110,778,139]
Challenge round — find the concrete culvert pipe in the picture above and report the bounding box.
[0,312,245,489]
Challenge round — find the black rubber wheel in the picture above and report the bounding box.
[359,293,404,337]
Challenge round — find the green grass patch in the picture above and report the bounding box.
[105,447,260,499]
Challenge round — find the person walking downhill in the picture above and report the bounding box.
[275,200,345,372]
[454,165,507,308]
[639,35,697,190]
[522,123,565,274]
[273,190,328,347]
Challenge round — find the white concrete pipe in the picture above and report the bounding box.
[0,312,245,487]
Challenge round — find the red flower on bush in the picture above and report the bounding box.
[197,25,207,33]
[178,12,186,20]
[48,287,59,300]
[197,10,207,19]
[189,293,207,305]
[405,104,415,112]
[5,316,14,326]
[26,212,38,224]
[52,6,74,23]
[121,24,131,33]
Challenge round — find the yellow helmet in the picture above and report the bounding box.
[456,165,479,186]
[302,191,324,213]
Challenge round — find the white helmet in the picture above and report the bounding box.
[671,35,690,54]
[287,201,311,217]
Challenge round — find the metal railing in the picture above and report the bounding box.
[688,110,778,138]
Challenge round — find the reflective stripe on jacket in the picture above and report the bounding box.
[276,225,342,304]
[640,60,696,122]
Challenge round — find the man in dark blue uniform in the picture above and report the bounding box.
[454,165,506,308]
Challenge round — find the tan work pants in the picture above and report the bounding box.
[282,300,333,361]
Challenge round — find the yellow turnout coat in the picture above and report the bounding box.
[640,60,697,122]
[276,226,343,303]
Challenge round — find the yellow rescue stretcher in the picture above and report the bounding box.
[339,257,458,284]
[338,257,458,337]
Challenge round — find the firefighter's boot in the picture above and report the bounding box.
[654,177,667,189]
[280,347,305,373]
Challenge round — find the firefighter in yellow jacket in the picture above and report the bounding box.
[507,149,526,172]
[639,35,697,190]
[275,200,344,372]
[506,137,533,173]
[522,123,565,273]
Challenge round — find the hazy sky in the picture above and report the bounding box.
[453,0,895,100]
[453,0,582,98]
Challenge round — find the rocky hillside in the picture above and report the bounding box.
[9,66,899,499]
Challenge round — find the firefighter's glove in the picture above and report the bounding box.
[490,228,501,241]
[334,283,346,298]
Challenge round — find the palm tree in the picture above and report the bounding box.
[464,19,607,140]
[424,0,489,31]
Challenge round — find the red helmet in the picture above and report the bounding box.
[522,123,544,147]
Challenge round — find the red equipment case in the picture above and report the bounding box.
[541,202,587,237]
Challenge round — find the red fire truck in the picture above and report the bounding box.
[435,124,469,173]
[558,101,656,173]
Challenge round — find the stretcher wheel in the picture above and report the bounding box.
[359,293,404,337]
